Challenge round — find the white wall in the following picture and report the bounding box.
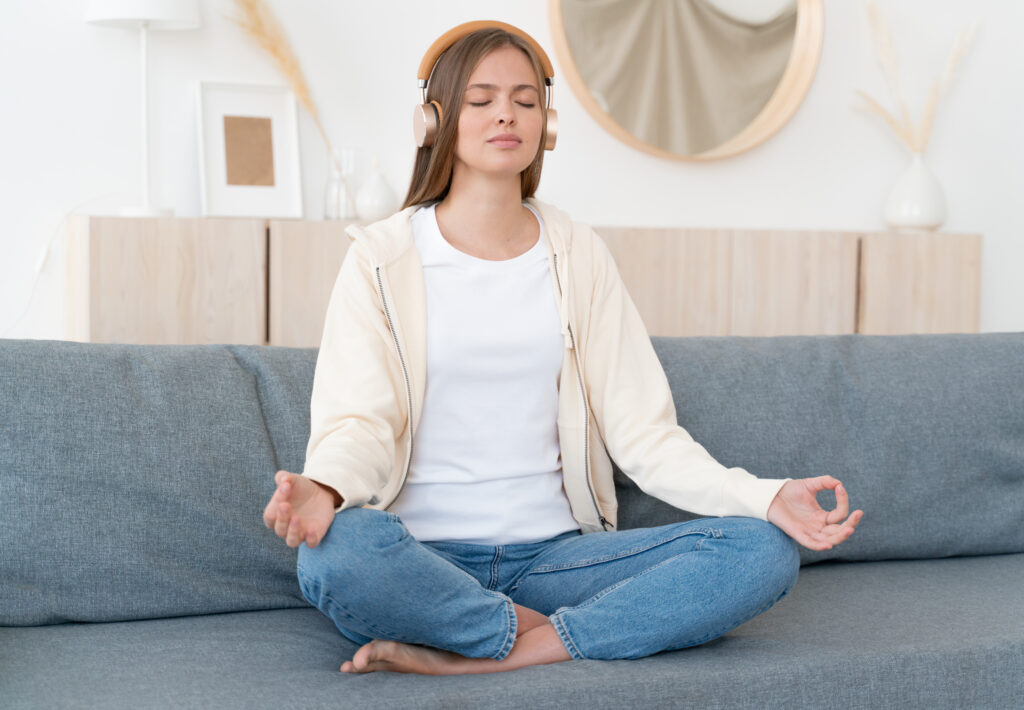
[2,0,1021,337]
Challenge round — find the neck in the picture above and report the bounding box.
[435,168,533,257]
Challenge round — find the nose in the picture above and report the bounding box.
[495,96,516,126]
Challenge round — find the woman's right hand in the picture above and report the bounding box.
[262,470,339,548]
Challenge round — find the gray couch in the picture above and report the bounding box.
[2,334,1022,709]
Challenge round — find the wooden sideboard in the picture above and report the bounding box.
[62,216,982,346]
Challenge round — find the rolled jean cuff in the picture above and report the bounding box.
[492,595,518,660]
[548,611,585,660]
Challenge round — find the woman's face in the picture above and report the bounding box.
[453,45,544,181]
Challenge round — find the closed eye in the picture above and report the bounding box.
[466,101,537,108]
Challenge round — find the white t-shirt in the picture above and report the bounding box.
[388,202,581,544]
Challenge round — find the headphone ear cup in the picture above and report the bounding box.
[544,108,558,151]
[413,100,444,147]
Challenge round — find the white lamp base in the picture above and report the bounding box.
[119,205,175,217]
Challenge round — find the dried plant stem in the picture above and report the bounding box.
[228,0,339,172]
[855,90,915,150]
[865,0,914,141]
[858,1,976,154]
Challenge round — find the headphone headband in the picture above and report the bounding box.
[416,20,555,83]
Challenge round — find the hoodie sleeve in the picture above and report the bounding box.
[301,240,405,513]
[581,228,788,521]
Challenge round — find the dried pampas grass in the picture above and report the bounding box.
[228,0,339,171]
[856,0,977,153]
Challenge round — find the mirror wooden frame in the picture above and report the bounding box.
[548,0,824,161]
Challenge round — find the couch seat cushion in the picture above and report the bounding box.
[3,554,1022,709]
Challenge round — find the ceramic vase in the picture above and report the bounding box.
[355,156,398,221]
[323,148,356,220]
[884,152,946,232]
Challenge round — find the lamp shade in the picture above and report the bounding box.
[85,0,201,30]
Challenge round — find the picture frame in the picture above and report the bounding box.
[196,82,303,218]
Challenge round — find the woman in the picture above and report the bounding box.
[262,22,862,676]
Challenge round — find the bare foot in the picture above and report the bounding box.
[341,639,466,675]
[339,623,572,675]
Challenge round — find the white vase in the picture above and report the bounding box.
[883,152,946,232]
[355,156,398,222]
[323,148,356,220]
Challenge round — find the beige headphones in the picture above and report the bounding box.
[413,20,558,151]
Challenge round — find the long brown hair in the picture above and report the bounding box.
[401,28,548,209]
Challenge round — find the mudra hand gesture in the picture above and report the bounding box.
[767,476,864,551]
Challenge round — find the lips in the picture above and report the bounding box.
[488,133,522,147]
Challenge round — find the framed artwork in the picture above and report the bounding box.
[196,82,303,218]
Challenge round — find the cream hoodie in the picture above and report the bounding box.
[301,198,789,534]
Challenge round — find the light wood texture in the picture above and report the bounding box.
[730,230,859,336]
[598,228,732,336]
[268,219,355,348]
[858,232,982,334]
[64,216,266,345]
[62,216,982,345]
[599,228,859,336]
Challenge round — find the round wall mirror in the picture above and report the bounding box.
[548,0,824,161]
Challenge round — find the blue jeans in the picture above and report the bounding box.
[296,508,799,661]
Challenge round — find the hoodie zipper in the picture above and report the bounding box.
[376,265,414,509]
[553,252,613,532]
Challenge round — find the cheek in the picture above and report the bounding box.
[456,112,485,144]
[525,111,545,139]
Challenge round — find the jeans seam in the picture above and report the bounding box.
[489,546,504,591]
[493,596,517,660]
[683,588,791,650]
[549,612,585,660]
[526,528,717,574]
[297,569,402,640]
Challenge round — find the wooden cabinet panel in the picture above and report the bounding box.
[62,216,982,344]
[598,228,731,336]
[268,219,354,348]
[64,216,266,345]
[598,228,859,337]
[731,230,859,336]
[858,232,982,334]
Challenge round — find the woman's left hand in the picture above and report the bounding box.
[767,476,864,551]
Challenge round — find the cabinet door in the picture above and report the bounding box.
[64,216,266,345]
[268,220,355,347]
[597,227,732,336]
[598,228,858,336]
[858,232,982,334]
[731,230,859,336]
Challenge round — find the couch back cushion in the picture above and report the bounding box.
[0,340,315,625]
[3,334,1023,624]
[614,333,1024,565]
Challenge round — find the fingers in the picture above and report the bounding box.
[304,527,322,549]
[805,474,841,494]
[789,507,863,551]
[285,515,305,548]
[274,500,292,539]
[811,509,865,550]
[825,482,851,525]
[267,470,323,548]
[264,470,297,527]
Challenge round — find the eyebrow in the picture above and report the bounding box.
[465,83,540,94]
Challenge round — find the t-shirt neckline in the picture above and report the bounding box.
[427,203,546,267]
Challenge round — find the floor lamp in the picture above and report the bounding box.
[86,0,201,217]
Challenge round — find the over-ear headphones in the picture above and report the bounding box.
[413,20,558,151]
